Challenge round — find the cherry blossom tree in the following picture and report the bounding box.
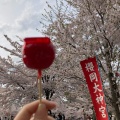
[38,0,120,119]
[0,0,119,119]
[0,35,37,118]
[0,36,91,119]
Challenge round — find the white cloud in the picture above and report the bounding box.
[15,4,41,31]
[0,0,56,57]
[0,0,56,35]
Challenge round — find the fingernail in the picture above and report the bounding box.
[38,104,46,110]
[33,104,47,120]
[36,103,46,114]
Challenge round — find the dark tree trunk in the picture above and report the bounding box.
[108,73,120,120]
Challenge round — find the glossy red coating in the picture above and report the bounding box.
[22,37,55,70]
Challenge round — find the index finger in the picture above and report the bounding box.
[14,99,56,120]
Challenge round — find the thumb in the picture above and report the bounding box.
[34,104,48,120]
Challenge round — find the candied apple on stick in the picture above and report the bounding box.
[22,37,55,103]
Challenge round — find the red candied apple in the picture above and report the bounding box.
[22,37,55,70]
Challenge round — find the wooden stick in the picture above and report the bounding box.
[38,70,42,104]
[38,77,42,103]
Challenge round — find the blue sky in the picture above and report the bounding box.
[0,0,56,57]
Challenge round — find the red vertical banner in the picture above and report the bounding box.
[80,57,109,120]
